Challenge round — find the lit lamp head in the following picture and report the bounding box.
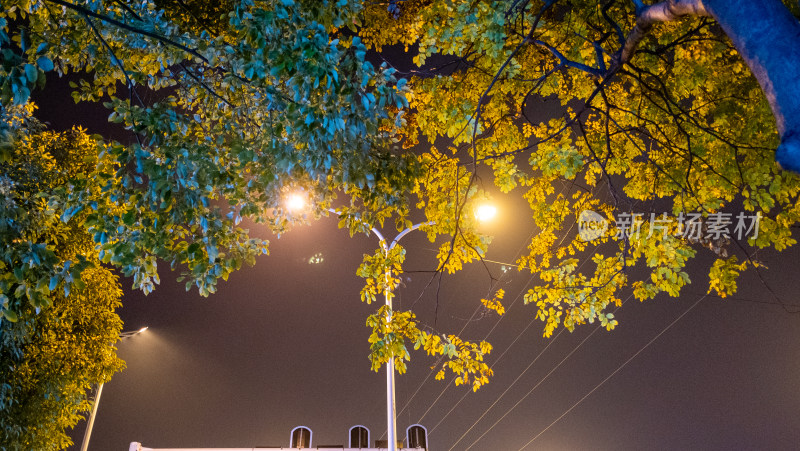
[475,204,497,222]
[119,326,149,339]
[286,192,307,212]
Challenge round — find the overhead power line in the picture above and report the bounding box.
[453,294,633,451]
[516,293,708,450]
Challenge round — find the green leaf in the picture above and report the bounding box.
[36,55,54,72]
[3,308,19,322]
[24,64,38,83]
[49,275,60,291]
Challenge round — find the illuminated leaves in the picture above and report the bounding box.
[481,288,505,316]
[366,305,493,392]
[356,242,405,304]
[357,0,800,337]
[707,256,748,298]
[1,262,124,449]
[0,108,98,319]
[0,110,124,449]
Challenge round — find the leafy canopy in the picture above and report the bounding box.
[0,107,124,450]
[1,0,496,392]
[360,0,800,335]
[3,0,800,399]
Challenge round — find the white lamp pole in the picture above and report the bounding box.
[80,382,105,451]
[301,200,494,451]
[368,222,431,451]
[80,327,148,451]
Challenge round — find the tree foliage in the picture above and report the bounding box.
[360,0,800,335]
[0,107,124,450]
[0,265,124,450]
[2,0,800,405]
[3,0,421,298]
[1,0,496,393]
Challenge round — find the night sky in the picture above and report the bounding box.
[75,212,800,451]
[32,72,800,451]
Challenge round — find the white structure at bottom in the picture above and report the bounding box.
[129,424,428,451]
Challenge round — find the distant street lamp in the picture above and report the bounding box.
[288,195,495,451]
[80,326,148,451]
[120,326,149,339]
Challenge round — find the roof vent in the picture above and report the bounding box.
[290,426,312,449]
[407,424,428,449]
[349,425,370,448]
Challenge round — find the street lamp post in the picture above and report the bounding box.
[288,197,494,451]
[339,211,493,450]
[367,221,431,451]
[80,326,148,451]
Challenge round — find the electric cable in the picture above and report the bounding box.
[412,229,547,427]
[429,319,561,435]
[428,237,607,434]
[416,270,535,427]
[415,182,583,431]
[515,293,707,450]
[451,293,634,451]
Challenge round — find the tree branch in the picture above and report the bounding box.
[702,0,800,173]
[620,0,709,64]
[533,40,605,77]
[43,0,212,65]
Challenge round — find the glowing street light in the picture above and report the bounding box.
[119,326,149,339]
[285,193,306,212]
[81,326,148,451]
[287,193,495,451]
[475,204,497,222]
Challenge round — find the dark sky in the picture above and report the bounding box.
[73,212,800,451]
[32,74,800,451]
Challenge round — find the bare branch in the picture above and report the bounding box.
[620,0,710,64]
[532,40,605,77]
